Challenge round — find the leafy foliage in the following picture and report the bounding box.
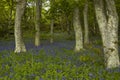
[0,48,120,80]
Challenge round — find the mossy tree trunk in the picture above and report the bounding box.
[50,0,55,43]
[73,2,83,52]
[65,15,70,35]
[8,0,13,29]
[83,1,89,45]
[50,19,54,43]
[14,0,26,53]
[94,0,120,68]
[35,0,42,46]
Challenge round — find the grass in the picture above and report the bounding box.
[0,48,120,80]
[0,32,120,80]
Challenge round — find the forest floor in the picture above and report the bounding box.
[0,36,120,79]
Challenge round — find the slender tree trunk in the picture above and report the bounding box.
[32,1,35,31]
[8,8,12,28]
[50,19,54,43]
[93,15,98,36]
[32,1,35,22]
[59,16,64,32]
[50,0,55,43]
[66,15,70,35]
[61,15,65,32]
[94,0,120,68]
[14,0,26,53]
[35,0,42,46]
[8,0,13,29]
[73,6,83,52]
[6,0,14,37]
[83,1,89,44]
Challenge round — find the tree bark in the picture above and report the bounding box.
[94,0,120,68]
[73,6,83,52]
[66,15,70,35]
[50,0,55,43]
[59,16,64,32]
[35,0,42,46]
[8,0,13,29]
[50,19,54,43]
[14,0,26,53]
[83,1,89,44]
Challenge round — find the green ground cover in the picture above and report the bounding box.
[0,48,120,80]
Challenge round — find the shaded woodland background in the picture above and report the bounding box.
[1,0,120,39]
[0,0,120,79]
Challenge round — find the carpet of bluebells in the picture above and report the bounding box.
[0,39,120,80]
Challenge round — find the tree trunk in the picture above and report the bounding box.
[35,0,42,46]
[94,0,120,68]
[59,16,64,32]
[66,15,70,35]
[105,0,120,68]
[73,6,83,52]
[50,19,54,43]
[83,1,89,44]
[50,0,55,43]
[8,8,12,29]
[8,0,13,29]
[14,0,26,53]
